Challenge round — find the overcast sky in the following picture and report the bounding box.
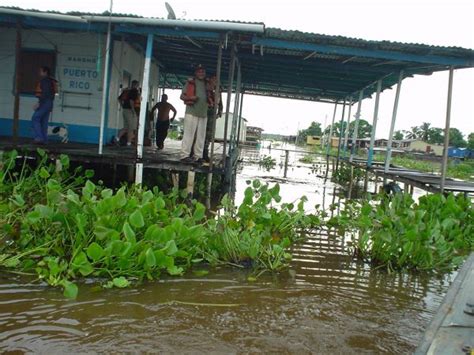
[5,0,474,137]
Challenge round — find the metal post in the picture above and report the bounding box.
[222,43,236,169]
[134,33,154,184]
[230,61,241,153]
[284,150,289,178]
[335,99,346,174]
[236,92,244,146]
[151,65,160,150]
[326,102,338,156]
[440,67,454,193]
[367,80,382,167]
[350,90,364,163]
[13,21,22,141]
[98,0,114,154]
[206,39,223,209]
[342,97,353,158]
[384,70,404,173]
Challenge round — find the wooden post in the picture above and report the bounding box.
[187,171,195,197]
[13,21,22,141]
[171,172,179,189]
[384,71,404,173]
[222,43,236,170]
[350,90,364,162]
[440,67,454,194]
[283,150,289,178]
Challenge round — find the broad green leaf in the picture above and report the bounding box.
[39,167,50,179]
[63,281,78,299]
[122,222,136,243]
[112,276,130,288]
[86,242,104,262]
[129,210,145,228]
[167,265,183,276]
[162,240,178,256]
[145,248,156,268]
[193,203,206,221]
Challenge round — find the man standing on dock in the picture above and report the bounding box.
[115,80,140,147]
[180,64,209,163]
[31,66,57,144]
[151,94,177,150]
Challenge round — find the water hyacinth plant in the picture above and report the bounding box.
[332,193,473,271]
[0,150,317,298]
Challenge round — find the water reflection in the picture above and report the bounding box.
[0,141,450,353]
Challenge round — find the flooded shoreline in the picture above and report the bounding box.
[0,143,452,353]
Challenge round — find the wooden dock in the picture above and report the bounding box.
[415,253,474,354]
[345,158,474,194]
[0,137,225,175]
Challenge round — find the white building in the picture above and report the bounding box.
[214,112,247,143]
[0,27,161,143]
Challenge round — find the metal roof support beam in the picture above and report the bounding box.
[236,92,245,147]
[326,102,338,156]
[350,90,364,162]
[252,38,474,67]
[384,70,404,173]
[230,61,242,154]
[135,33,154,184]
[98,5,113,155]
[342,96,353,158]
[367,79,382,168]
[114,25,221,40]
[206,38,224,209]
[222,43,236,175]
[335,99,347,174]
[440,67,454,193]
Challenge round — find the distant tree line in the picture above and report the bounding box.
[393,122,473,148]
[298,120,473,149]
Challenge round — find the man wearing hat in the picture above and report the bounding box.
[180,64,209,163]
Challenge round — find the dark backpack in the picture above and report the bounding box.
[118,89,131,107]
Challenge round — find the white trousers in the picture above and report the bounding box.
[181,113,207,159]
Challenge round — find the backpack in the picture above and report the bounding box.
[35,77,59,98]
[118,89,130,107]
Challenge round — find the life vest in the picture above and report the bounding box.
[35,77,58,99]
[183,78,213,106]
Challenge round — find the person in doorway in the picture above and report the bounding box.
[180,64,209,163]
[202,75,223,162]
[32,66,57,144]
[151,94,177,150]
[115,80,140,146]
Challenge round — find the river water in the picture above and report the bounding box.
[0,143,452,353]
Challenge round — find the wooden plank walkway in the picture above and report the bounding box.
[415,253,474,354]
[345,158,474,194]
[0,137,226,174]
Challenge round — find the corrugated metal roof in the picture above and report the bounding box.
[1,6,473,102]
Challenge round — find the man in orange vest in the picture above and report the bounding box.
[32,66,57,144]
[180,64,209,163]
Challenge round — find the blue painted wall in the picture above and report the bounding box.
[0,118,116,144]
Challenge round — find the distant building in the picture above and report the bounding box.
[246,126,264,145]
[214,112,247,143]
[394,139,443,156]
[448,147,472,159]
[306,136,321,145]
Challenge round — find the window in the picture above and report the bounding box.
[18,49,56,95]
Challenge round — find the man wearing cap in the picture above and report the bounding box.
[180,65,209,163]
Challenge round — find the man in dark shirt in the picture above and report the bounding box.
[151,94,177,150]
[115,80,140,146]
[31,66,56,144]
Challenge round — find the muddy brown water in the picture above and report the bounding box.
[0,142,451,353]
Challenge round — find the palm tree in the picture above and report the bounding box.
[417,122,431,142]
[404,126,419,139]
